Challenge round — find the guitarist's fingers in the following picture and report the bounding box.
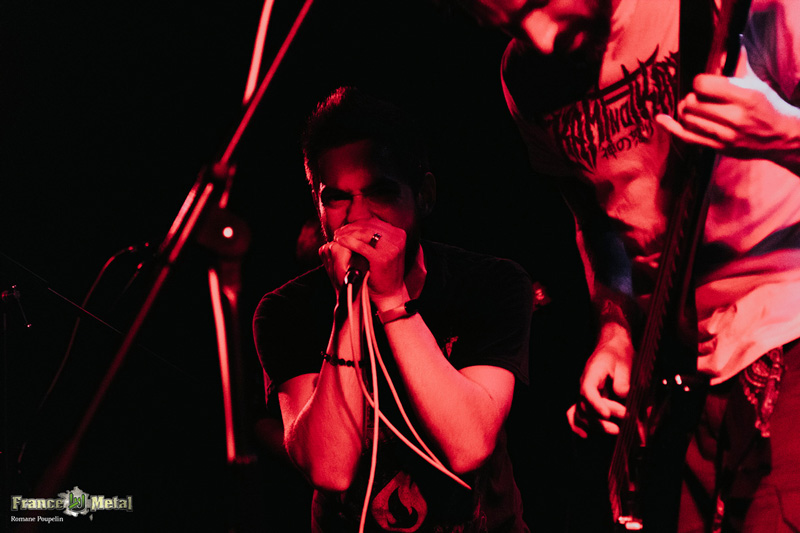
[678,109,741,144]
[680,94,742,130]
[602,398,627,420]
[691,48,751,101]
[612,361,631,399]
[691,74,745,103]
[583,384,626,420]
[569,400,624,436]
[598,420,620,435]
[566,404,588,439]
[582,379,612,418]
[654,114,725,150]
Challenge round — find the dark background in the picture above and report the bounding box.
[2,1,602,531]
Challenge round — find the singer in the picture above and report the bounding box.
[253,87,533,532]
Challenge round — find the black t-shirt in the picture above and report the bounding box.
[254,241,533,532]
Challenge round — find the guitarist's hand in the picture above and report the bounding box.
[567,321,633,438]
[655,48,800,175]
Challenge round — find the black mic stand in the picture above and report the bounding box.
[32,3,316,530]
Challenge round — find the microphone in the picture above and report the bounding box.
[343,252,369,286]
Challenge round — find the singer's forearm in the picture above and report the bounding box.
[379,313,514,474]
[281,309,366,492]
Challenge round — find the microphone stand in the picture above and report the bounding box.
[32,1,316,523]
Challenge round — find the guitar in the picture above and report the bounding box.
[608,0,753,531]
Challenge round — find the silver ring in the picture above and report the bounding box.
[368,233,382,248]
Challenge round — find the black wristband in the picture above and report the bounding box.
[322,352,358,367]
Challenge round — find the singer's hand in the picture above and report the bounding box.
[332,219,408,303]
[318,239,355,298]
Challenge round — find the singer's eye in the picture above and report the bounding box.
[320,189,352,208]
[363,182,402,205]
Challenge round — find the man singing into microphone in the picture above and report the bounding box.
[253,87,533,532]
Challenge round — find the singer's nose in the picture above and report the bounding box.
[346,194,371,223]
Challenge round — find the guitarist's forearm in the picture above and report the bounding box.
[769,105,800,177]
[572,212,638,335]
[594,285,638,333]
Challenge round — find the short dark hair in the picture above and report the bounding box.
[302,87,430,196]
[431,0,495,27]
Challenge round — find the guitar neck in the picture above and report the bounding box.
[608,0,753,529]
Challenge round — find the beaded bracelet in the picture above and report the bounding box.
[322,352,358,367]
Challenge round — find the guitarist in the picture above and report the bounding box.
[446,0,800,530]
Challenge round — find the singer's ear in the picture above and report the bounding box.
[416,172,436,218]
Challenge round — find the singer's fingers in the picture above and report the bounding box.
[334,220,405,247]
[334,226,407,299]
[319,241,357,287]
[335,233,397,262]
[335,225,404,259]
[317,241,333,264]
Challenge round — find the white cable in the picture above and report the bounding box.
[362,287,445,468]
[348,281,380,533]
[349,273,473,531]
[357,278,472,491]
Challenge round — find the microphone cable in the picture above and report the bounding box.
[15,244,148,477]
[346,280,380,533]
[345,273,471,533]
